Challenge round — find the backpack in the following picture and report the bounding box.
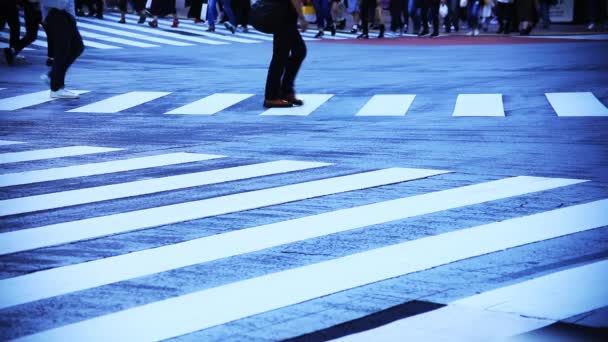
[250,0,289,34]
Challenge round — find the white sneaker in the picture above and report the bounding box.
[40,73,50,86]
[473,29,480,36]
[50,88,80,99]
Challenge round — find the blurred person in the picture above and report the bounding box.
[347,0,361,33]
[332,0,347,29]
[187,0,206,23]
[313,0,336,37]
[205,0,237,32]
[495,0,513,33]
[39,0,85,98]
[74,0,91,16]
[358,0,386,38]
[118,0,147,24]
[234,0,250,31]
[517,0,537,35]
[467,0,481,36]
[538,0,555,29]
[480,0,493,32]
[264,0,308,108]
[1,0,20,64]
[4,0,43,65]
[418,0,439,36]
[390,0,409,33]
[586,0,606,31]
[148,0,179,28]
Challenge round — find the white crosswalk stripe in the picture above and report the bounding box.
[0,141,605,341]
[356,95,416,116]
[546,92,608,117]
[3,90,608,118]
[77,16,228,45]
[337,259,608,341]
[75,20,194,46]
[166,93,254,115]
[0,140,24,146]
[0,160,330,216]
[0,152,223,187]
[13,199,606,341]
[0,146,122,164]
[0,90,90,111]
[67,91,171,113]
[453,94,505,117]
[18,26,122,50]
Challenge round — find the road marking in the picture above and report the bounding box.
[17,199,606,341]
[103,13,262,44]
[0,90,90,111]
[78,17,228,45]
[166,93,254,115]
[77,28,159,48]
[19,26,121,50]
[0,168,445,255]
[7,174,602,310]
[67,92,171,113]
[546,92,608,117]
[453,94,505,117]
[261,94,334,116]
[0,160,330,216]
[0,153,223,187]
[74,21,194,46]
[0,146,121,165]
[355,95,416,116]
[338,260,608,341]
[0,140,24,146]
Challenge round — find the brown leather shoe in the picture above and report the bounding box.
[283,94,303,106]
[263,99,293,108]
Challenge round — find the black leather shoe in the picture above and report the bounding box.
[263,99,293,108]
[283,94,303,106]
[357,33,369,39]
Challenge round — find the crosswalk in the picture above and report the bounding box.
[1,11,401,53]
[0,89,607,117]
[0,140,606,340]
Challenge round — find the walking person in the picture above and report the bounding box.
[234,0,251,31]
[495,0,513,33]
[187,0,206,23]
[1,0,21,65]
[39,0,85,98]
[4,0,43,65]
[205,0,238,32]
[357,0,386,39]
[517,0,537,35]
[264,0,308,108]
[118,0,147,24]
[148,0,179,28]
[418,0,440,36]
[313,0,336,37]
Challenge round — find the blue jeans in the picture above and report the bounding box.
[207,0,237,27]
[313,0,333,29]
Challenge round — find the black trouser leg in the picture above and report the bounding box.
[421,0,438,33]
[361,0,376,34]
[119,0,128,12]
[280,26,306,96]
[14,1,42,54]
[47,10,84,91]
[4,0,20,48]
[390,0,403,30]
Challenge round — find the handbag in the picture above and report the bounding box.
[250,0,289,34]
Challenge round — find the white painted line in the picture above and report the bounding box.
[0,152,223,187]
[0,140,24,146]
[0,88,5,91]
[9,173,603,310]
[77,17,228,45]
[453,94,505,117]
[546,92,608,117]
[74,21,194,46]
[339,260,608,341]
[20,27,121,50]
[0,32,47,48]
[261,94,334,116]
[19,21,157,48]
[18,199,606,341]
[355,95,416,116]
[0,90,90,111]
[0,168,444,255]
[0,160,330,216]
[166,93,254,115]
[104,13,262,44]
[0,146,121,165]
[67,92,171,113]
[77,29,159,48]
